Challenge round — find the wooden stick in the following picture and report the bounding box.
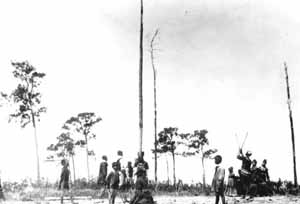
[235,133,240,148]
[241,132,248,149]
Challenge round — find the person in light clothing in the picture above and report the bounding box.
[212,155,226,204]
[226,167,236,196]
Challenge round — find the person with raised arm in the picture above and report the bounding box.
[237,148,252,198]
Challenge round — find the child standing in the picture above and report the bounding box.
[58,159,74,204]
[212,155,226,204]
[106,162,120,204]
[227,167,235,197]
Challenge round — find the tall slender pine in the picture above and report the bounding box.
[284,62,298,187]
[139,0,144,154]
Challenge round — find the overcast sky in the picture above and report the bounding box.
[0,0,300,184]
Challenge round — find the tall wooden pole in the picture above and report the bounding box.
[150,29,159,183]
[139,0,144,154]
[284,62,298,187]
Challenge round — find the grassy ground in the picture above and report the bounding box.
[1,195,300,204]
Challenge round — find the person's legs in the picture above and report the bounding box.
[221,193,226,204]
[249,184,257,198]
[99,186,106,198]
[69,189,74,203]
[215,194,220,204]
[240,175,246,198]
[111,189,117,204]
[60,189,66,204]
[245,176,251,196]
[241,175,250,198]
[228,186,232,196]
[108,189,113,204]
[219,188,226,204]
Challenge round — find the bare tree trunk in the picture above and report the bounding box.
[201,157,206,192]
[138,0,144,155]
[150,29,159,183]
[31,112,40,184]
[172,152,176,186]
[200,146,206,192]
[284,62,298,187]
[85,135,90,181]
[166,155,170,185]
[71,155,76,183]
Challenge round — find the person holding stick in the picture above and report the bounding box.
[237,148,252,199]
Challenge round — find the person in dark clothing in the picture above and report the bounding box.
[106,162,120,204]
[259,159,270,183]
[249,159,273,198]
[98,155,108,186]
[249,159,261,198]
[258,159,273,196]
[134,151,149,191]
[127,161,134,188]
[98,155,108,197]
[58,159,74,204]
[237,148,252,198]
[116,150,123,172]
[130,152,155,204]
[251,160,257,173]
[276,178,285,195]
[119,168,127,191]
[134,152,149,177]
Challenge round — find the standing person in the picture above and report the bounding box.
[130,152,154,204]
[251,160,257,172]
[259,159,270,183]
[58,159,74,204]
[237,149,252,198]
[212,155,226,204]
[226,167,235,197]
[116,150,123,172]
[126,161,134,188]
[115,150,127,191]
[249,159,260,198]
[259,159,272,196]
[134,151,149,191]
[106,162,120,204]
[98,155,108,197]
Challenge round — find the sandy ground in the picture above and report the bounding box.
[2,195,300,204]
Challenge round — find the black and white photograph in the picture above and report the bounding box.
[0,0,300,203]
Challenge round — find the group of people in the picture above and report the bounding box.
[58,147,275,204]
[211,148,272,204]
[235,148,272,199]
[97,151,150,204]
[58,150,152,204]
